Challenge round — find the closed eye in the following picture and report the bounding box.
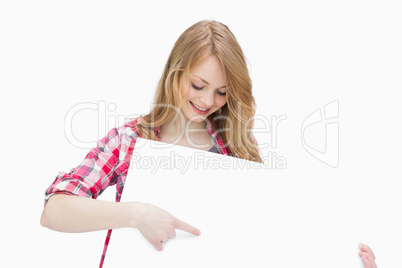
[192,82,226,96]
[191,83,204,90]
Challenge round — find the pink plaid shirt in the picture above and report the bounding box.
[44,117,235,267]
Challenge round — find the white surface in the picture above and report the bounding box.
[103,138,371,268]
[1,1,401,267]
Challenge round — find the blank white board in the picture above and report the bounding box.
[103,137,371,267]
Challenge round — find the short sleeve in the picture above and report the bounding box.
[44,126,126,206]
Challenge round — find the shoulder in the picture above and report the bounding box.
[116,117,142,140]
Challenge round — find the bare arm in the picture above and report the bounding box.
[40,194,140,232]
[40,194,200,250]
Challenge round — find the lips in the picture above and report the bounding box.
[190,101,211,114]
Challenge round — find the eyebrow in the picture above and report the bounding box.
[193,75,226,90]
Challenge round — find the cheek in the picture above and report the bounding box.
[217,98,227,108]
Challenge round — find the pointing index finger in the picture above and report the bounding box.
[174,218,201,236]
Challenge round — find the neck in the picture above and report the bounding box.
[162,115,208,138]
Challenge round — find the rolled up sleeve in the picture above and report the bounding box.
[44,126,123,206]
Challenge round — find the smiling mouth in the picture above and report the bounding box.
[190,101,210,112]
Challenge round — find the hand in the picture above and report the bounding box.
[359,243,377,268]
[134,202,201,251]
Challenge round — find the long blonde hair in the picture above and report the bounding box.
[134,20,262,163]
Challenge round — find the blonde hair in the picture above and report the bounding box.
[134,20,262,163]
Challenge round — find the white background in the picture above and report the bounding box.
[1,0,401,267]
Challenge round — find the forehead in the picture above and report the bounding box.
[190,55,226,84]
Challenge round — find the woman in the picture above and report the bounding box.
[40,20,376,267]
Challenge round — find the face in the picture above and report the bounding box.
[179,55,227,123]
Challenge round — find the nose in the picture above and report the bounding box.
[199,89,214,108]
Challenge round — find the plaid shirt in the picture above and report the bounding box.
[44,117,235,267]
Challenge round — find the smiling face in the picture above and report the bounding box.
[179,55,227,123]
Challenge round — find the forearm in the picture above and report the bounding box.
[40,194,142,233]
